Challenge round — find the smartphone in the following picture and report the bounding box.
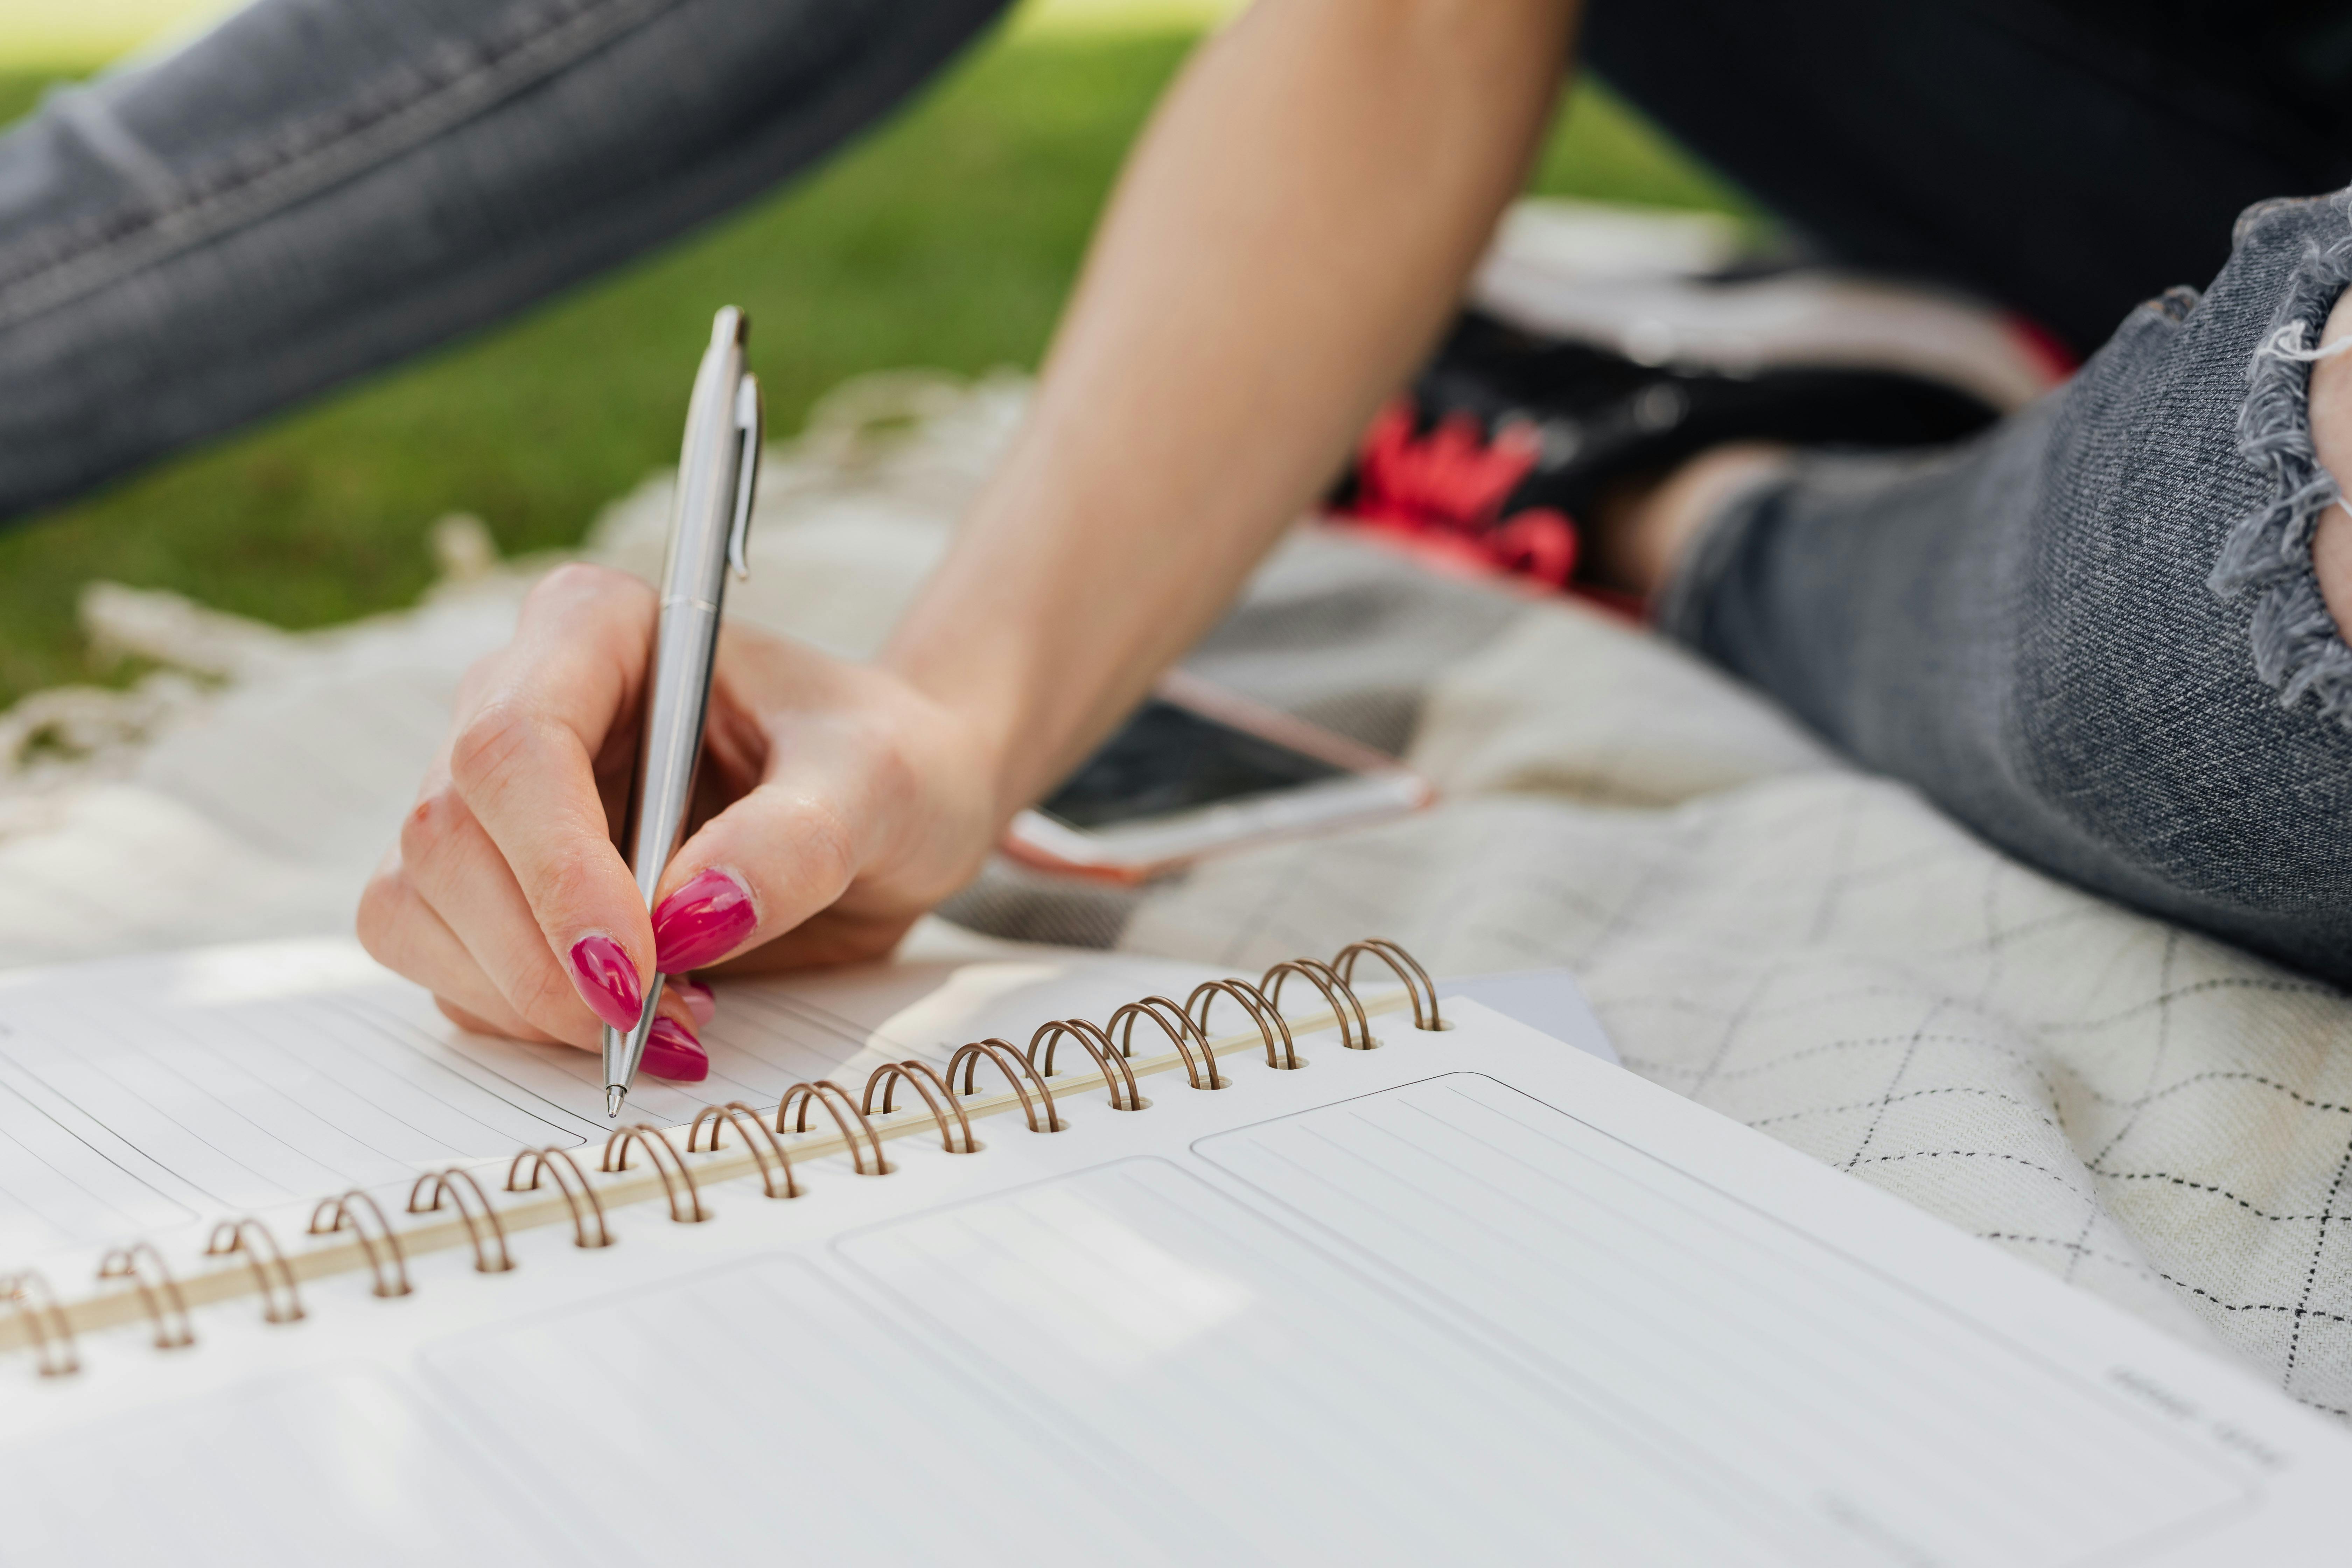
[1001,671,1435,884]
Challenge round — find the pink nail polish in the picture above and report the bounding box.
[566,935,643,1031]
[642,1017,709,1082]
[669,978,718,1027]
[652,868,756,973]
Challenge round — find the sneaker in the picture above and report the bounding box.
[1328,200,2075,597]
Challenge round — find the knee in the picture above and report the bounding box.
[2307,289,2352,641]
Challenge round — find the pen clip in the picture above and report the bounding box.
[726,373,762,581]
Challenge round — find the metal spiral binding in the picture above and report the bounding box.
[864,1061,981,1154]
[603,1125,709,1224]
[776,1080,892,1175]
[1334,939,1442,1031]
[1110,995,1223,1090]
[1188,978,1298,1070]
[1262,957,1374,1050]
[307,1191,413,1298]
[0,939,1432,1372]
[1,1271,78,1376]
[408,1169,515,1273]
[948,1038,1066,1132]
[95,1242,195,1351]
[507,1146,614,1248]
[686,1104,799,1199]
[1028,1017,1149,1111]
[204,1219,304,1324]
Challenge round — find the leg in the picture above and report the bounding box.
[1649,192,2352,988]
[0,0,1013,522]
[1582,0,2352,352]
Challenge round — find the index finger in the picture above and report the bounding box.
[444,564,660,1030]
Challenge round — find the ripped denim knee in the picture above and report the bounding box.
[2210,190,2352,721]
[1654,185,2352,988]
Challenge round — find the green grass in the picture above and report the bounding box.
[0,32,1742,709]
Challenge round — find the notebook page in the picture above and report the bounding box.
[0,928,1217,1261]
[10,1369,580,1568]
[1188,1074,2227,1562]
[4,999,2346,1563]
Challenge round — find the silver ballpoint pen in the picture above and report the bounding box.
[604,307,763,1119]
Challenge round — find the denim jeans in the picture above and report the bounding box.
[1583,0,2352,356]
[9,0,2352,984]
[1658,192,2352,987]
[0,0,1011,519]
[9,0,2348,520]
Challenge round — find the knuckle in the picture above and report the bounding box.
[513,960,590,1037]
[399,784,472,867]
[864,725,922,817]
[448,700,539,798]
[526,561,648,621]
[354,872,402,957]
[536,851,610,922]
[785,794,859,891]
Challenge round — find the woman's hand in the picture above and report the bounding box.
[359,0,1576,1065]
[357,564,1003,1064]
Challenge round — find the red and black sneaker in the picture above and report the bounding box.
[1328,240,2074,601]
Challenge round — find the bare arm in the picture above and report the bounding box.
[361,0,1580,1049]
[892,0,1578,809]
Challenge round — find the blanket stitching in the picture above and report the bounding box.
[2282,1130,2352,1390]
[2087,1166,2352,1224]
[1847,1148,2097,1200]
[1746,1084,2061,1134]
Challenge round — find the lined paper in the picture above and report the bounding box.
[2,996,2342,1563]
[424,1254,1184,1566]
[454,952,1219,1129]
[0,983,583,1258]
[1189,1073,2247,1566]
[11,1370,578,1568]
[839,1158,1787,1564]
[0,937,1217,1259]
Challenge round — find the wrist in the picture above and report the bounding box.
[881,628,1037,831]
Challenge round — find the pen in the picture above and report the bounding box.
[605,306,763,1118]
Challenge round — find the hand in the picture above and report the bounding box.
[357,564,1004,1064]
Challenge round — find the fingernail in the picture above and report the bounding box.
[669,978,717,1027]
[643,1017,709,1082]
[652,868,756,973]
[566,935,643,1031]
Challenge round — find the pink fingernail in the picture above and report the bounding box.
[652,868,756,973]
[643,1017,709,1082]
[566,935,643,1031]
[669,978,717,1027]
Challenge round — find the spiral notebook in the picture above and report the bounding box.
[1,923,2348,1566]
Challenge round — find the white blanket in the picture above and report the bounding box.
[6,371,2349,1420]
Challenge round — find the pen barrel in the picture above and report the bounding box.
[623,597,722,901]
[606,307,753,1097]
[622,308,746,897]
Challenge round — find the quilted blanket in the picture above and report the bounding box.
[6,370,2350,1420]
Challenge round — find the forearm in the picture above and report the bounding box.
[884,0,1577,816]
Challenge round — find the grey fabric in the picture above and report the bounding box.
[1657,191,2352,990]
[0,0,1012,519]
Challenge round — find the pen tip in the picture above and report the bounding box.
[607,1085,626,1120]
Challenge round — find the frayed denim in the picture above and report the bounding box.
[1660,192,2352,988]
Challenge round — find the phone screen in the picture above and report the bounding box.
[1040,699,1346,830]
